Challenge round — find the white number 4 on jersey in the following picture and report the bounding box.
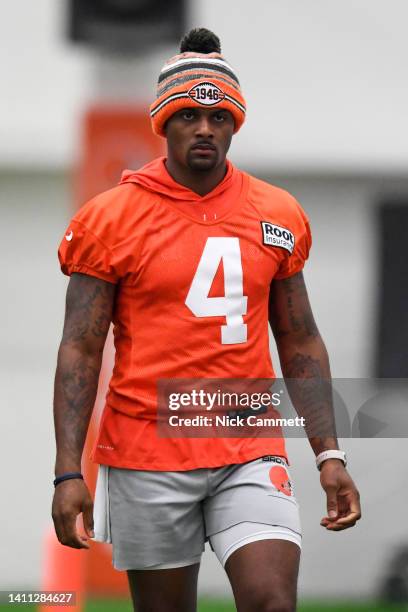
[185,237,248,344]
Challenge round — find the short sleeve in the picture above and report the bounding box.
[274,205,312,280]
[58,219,120,284]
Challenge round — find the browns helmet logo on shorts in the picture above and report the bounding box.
[269,465,293,496]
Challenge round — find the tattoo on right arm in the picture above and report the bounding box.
[54,273,116,474]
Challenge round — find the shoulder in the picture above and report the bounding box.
[70,182,156,248]
[74,183,151,225]
[59,182,154,281]
[246,174,309,228]
[244,175,313,277]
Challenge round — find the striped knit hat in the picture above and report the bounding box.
[150,28,246,137]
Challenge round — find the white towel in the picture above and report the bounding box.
[92,465,112,543]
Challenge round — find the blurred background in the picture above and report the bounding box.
[1,1,408,610]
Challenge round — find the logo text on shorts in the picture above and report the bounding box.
[262,455,286,464]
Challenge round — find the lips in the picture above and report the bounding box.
[191,142,216,152]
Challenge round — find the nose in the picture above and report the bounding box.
[194,115,213,138]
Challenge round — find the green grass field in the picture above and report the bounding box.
[88,600,408,612]
[84,599,406,612]
[1,599,408,611]
[201,600,408,612]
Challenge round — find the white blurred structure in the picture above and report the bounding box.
[1,0,408,602]
[1,0,408,172]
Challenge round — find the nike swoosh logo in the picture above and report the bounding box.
[65,230,73,241]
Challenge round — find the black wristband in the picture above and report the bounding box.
[53,472,84,487]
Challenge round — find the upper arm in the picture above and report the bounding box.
[60,273,116,355]
[269,271,319,343]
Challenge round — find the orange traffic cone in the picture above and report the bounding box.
[40,106,164,609]
[39,526,86,612]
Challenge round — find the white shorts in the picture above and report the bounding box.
[93,455,302,570]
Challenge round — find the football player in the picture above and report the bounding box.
[52,28,361,612]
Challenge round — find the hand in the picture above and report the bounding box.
[52,479,94,549]
[319,460,361,531]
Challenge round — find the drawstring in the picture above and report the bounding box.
[203,212,218,221]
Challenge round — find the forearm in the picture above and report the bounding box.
[276,334,339,455]
[53,344,103,476]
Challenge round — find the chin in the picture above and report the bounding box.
[187,157,218,172]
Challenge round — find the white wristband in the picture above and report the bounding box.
[316,450,347,471]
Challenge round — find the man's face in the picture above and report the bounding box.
[165,107,235,172]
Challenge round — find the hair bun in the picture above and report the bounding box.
[180,28,221,54]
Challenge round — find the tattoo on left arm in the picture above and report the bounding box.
[269,272,338,454]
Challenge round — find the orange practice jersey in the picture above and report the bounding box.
[58,157,312,470]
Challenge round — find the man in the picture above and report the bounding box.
[52,28,361,612]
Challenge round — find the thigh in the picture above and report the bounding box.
[127,563,200,612]
[210,520,301,568]
[204,456,302,540]
[108,467,206,570]
[225,538,300,612]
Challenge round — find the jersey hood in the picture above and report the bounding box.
[119,156,237,203]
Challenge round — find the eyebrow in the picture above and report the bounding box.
[177,108,229,118]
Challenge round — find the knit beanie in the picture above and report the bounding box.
[150,28,246,137]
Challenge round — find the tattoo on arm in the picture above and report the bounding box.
[54,274,116,473]
[269,272,338,452]
[284,353,338,449]
[269,272,319,341]
[285,352,323,379]
[55,356,100,465]
[63,273,115,346]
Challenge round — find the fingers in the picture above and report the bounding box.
[321,493,361,531]
[62,513,90,548]
[52,508,90,549]
[52,481,93,549]
[328,496,361,529]
[333,511,360,526]
[325,484,339,520]
[320,513,359,530]
[82,499,95,539]
[320,465,361,532]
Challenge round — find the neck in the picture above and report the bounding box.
[165,159,227,196]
